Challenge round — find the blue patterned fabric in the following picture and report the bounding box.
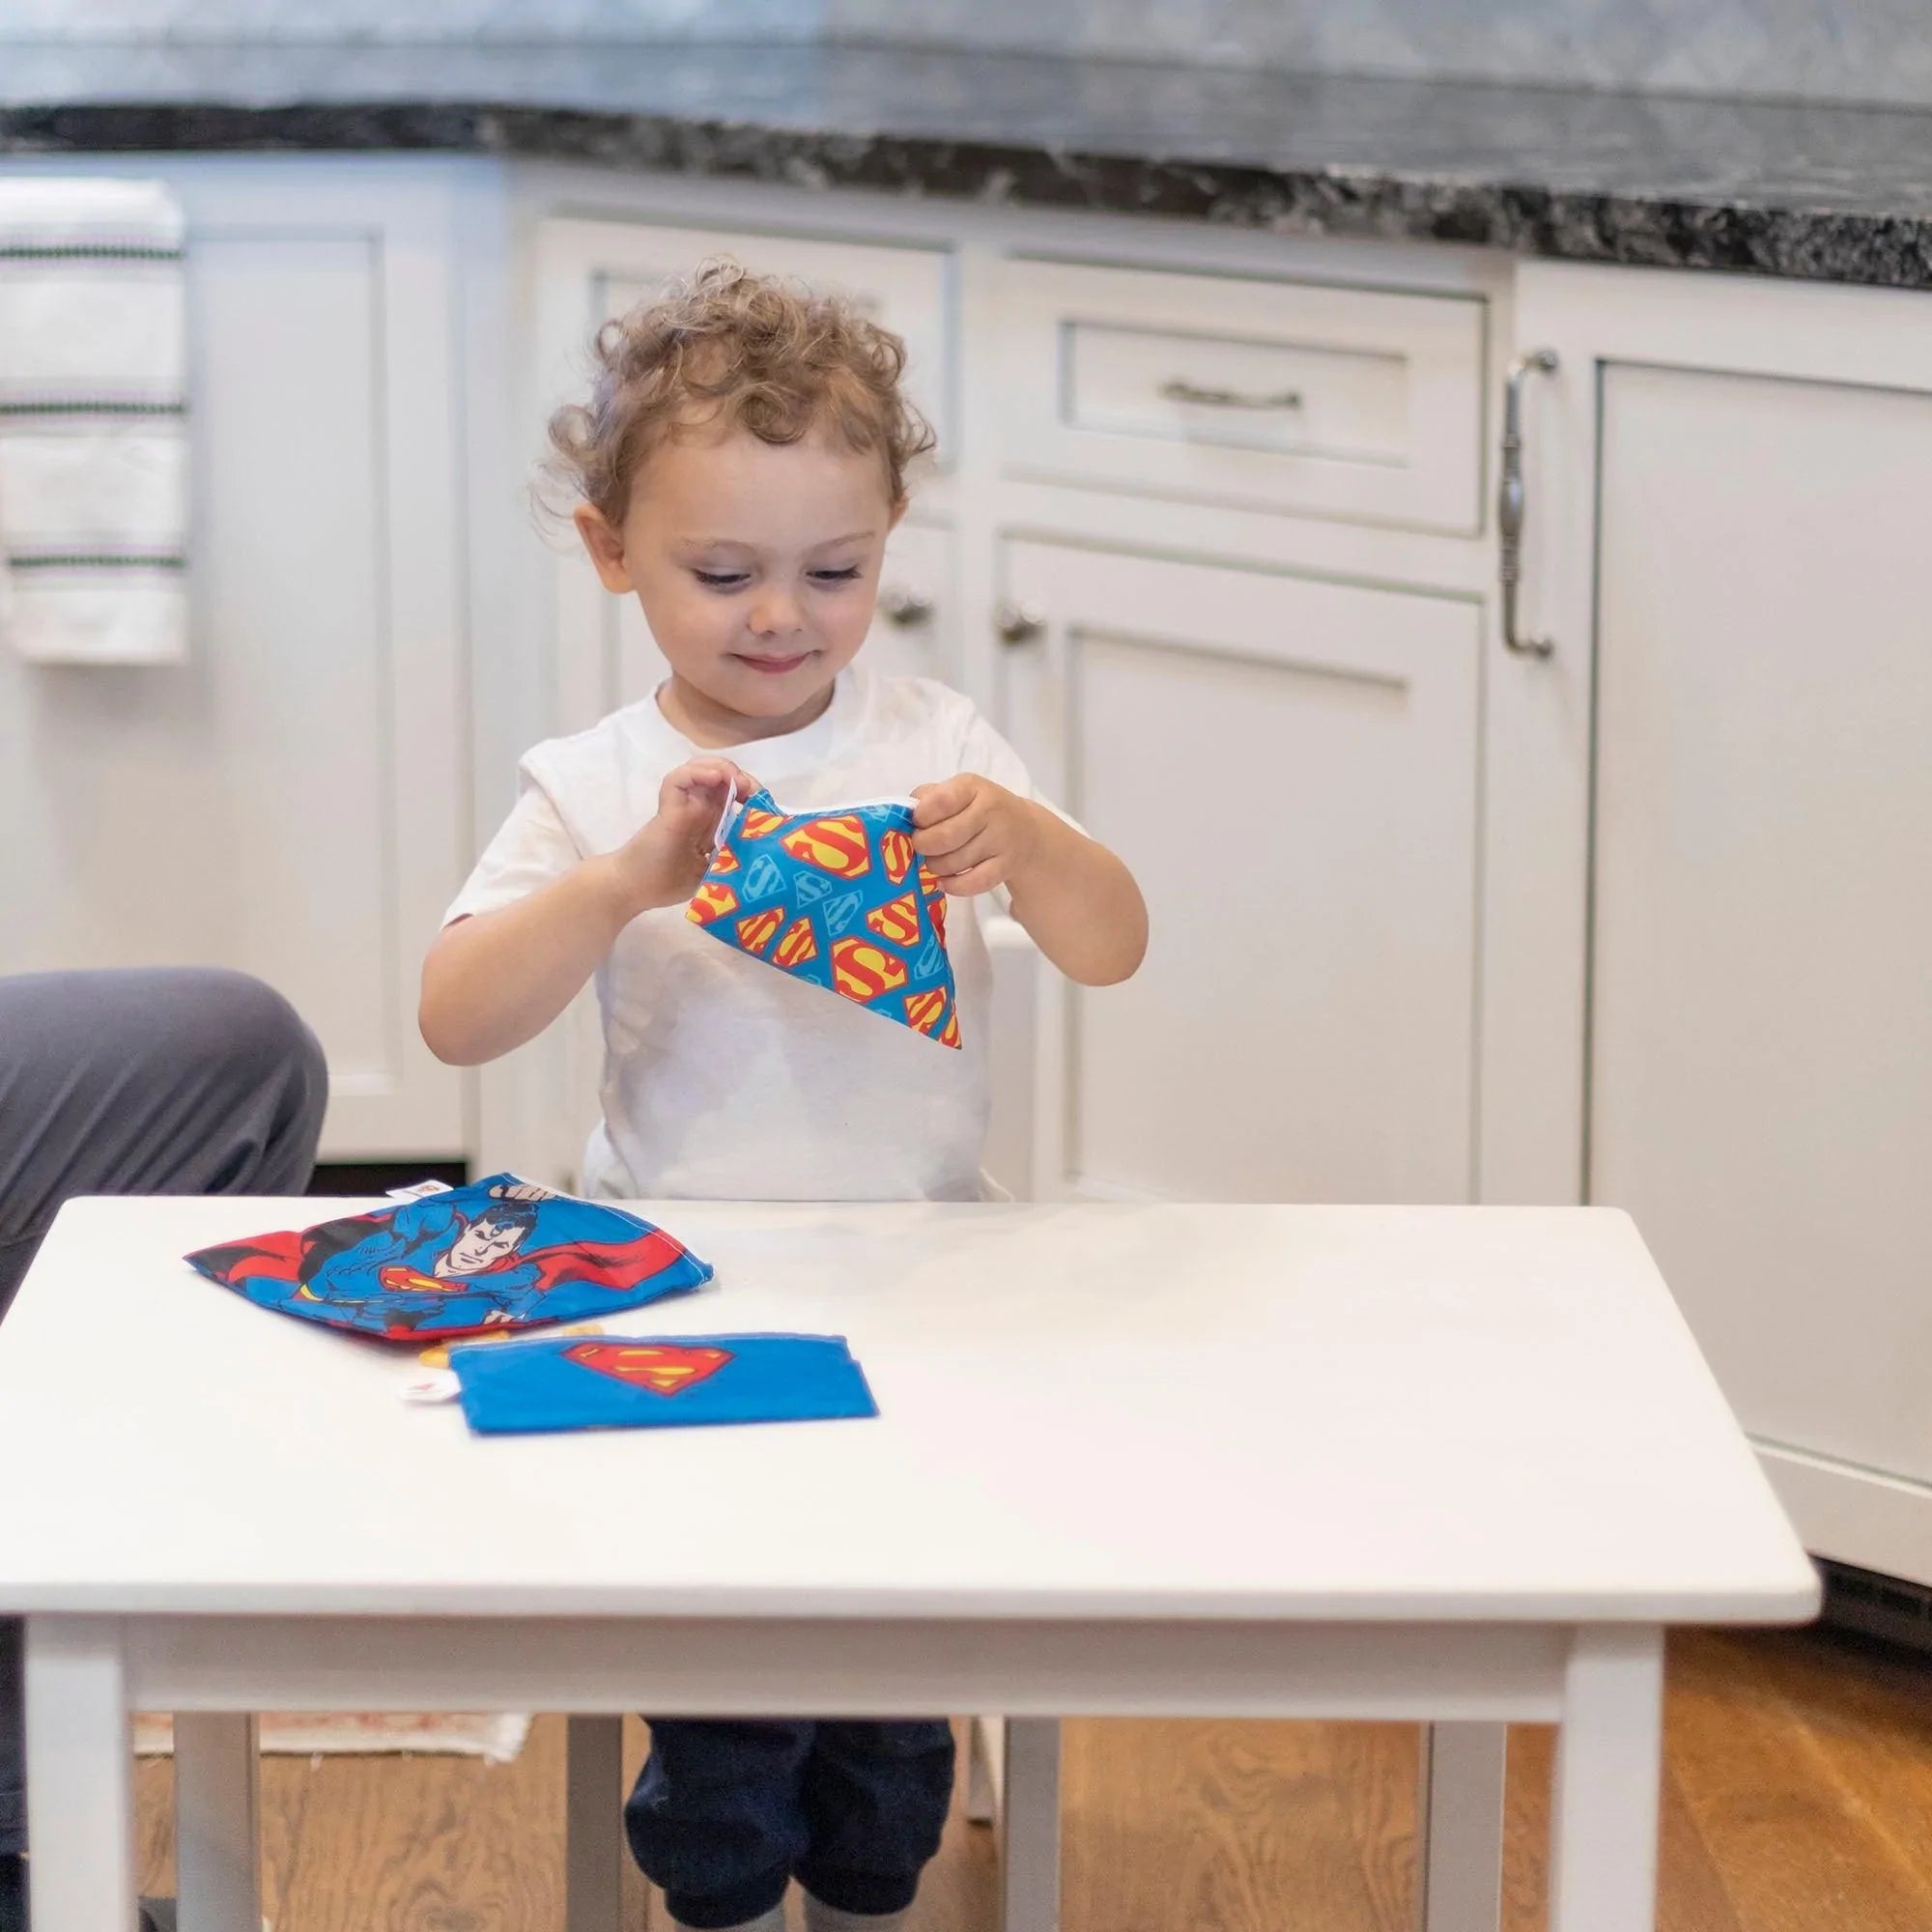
[183,1175,712,1342]
[686,789,960,1047]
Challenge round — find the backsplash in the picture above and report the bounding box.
[6,0,1932,110]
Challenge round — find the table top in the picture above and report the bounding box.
[0,1197,1817,1624]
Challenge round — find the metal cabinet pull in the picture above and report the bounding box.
[878,584,933,628]
[994,602,1045,645]
[1159,378,1303,412]
[1499,348,1559,659]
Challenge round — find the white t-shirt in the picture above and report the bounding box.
[445,667,1047,1203]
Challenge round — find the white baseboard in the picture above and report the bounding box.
[1756,1439,1932,1591]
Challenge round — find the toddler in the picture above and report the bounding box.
[420,262,1146,1932]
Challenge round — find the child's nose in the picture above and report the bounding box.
[748,594,805,638]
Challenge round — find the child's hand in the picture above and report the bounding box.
[608,758,757,916]
[911,774,1041,897]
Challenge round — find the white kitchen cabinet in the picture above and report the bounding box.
[1510,263,1932,1583]
[0,157,469,1160]
[999,537,1481,1204]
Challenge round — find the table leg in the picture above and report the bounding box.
[1547,1627,1664,1932]
[175,1713,261,1932]
[24,1616,137,1932]
[1415,1721,1505,1932]
[1000,1719,1060,1932]
[966,1716,1004,1826]
[566,1715,626,1932]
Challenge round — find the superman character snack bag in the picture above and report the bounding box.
[449,1330,878,1435]
[185,1176,713,1343]
[687,788,960,1048]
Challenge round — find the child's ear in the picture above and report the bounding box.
[574,503,634,593]
[888,496,909,532]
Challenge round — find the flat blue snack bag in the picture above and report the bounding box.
[449,1331,879,1435]
[687,787,960,1047]
[185,1175,713,1343]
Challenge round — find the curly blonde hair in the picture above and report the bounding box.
[546,258,936,528]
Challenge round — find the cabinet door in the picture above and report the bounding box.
[1511,265,1932,1566]
[1001,539,1479,1204]
[0,159,467,1160]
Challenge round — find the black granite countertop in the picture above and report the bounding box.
[6,42,1932,289]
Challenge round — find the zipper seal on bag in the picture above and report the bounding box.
[712,788,917,852]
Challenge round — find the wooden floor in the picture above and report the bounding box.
[130,1628,1932,1930]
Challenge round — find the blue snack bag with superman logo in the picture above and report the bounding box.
[687,788,960,1047]
[184,1176,713,1343]
[449,1330,878,1435]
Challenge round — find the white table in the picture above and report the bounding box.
[0,1198,1817,1932]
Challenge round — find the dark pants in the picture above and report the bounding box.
[0,969,328,1858]
[627,1719,956,1929]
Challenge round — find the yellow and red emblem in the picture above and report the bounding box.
[709,843,740,874]
[566,1341,732,1396]
[865,891,922,948]
[774,918,819,969]
[903,990,962,1050]
[688,879,739,926]
[832,937,910,1003]
[781,814,871,878]
[734,907,784,956]
[738,807,785,840]
[880,827,914,885]
[379,1265,444,1294]
[904,989,948,1037]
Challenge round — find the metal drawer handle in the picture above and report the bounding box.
[1499,349,1559,660]
[1159,378,1304,412]
[995,602,1045,645]
[878,584,933,628]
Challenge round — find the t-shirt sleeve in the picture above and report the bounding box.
[443,770,585,926]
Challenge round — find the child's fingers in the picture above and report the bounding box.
[934,856,1004,897]
[913,776,977,828]
[660,784,721,825]
[661,760,743,821]
[672,757,739,795]
[928,828,1000,878]
[912,805,987,859]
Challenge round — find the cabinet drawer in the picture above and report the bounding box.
[994,258,1485,532]
[585,222,954,461]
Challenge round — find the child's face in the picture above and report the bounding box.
[577,421,900,742]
